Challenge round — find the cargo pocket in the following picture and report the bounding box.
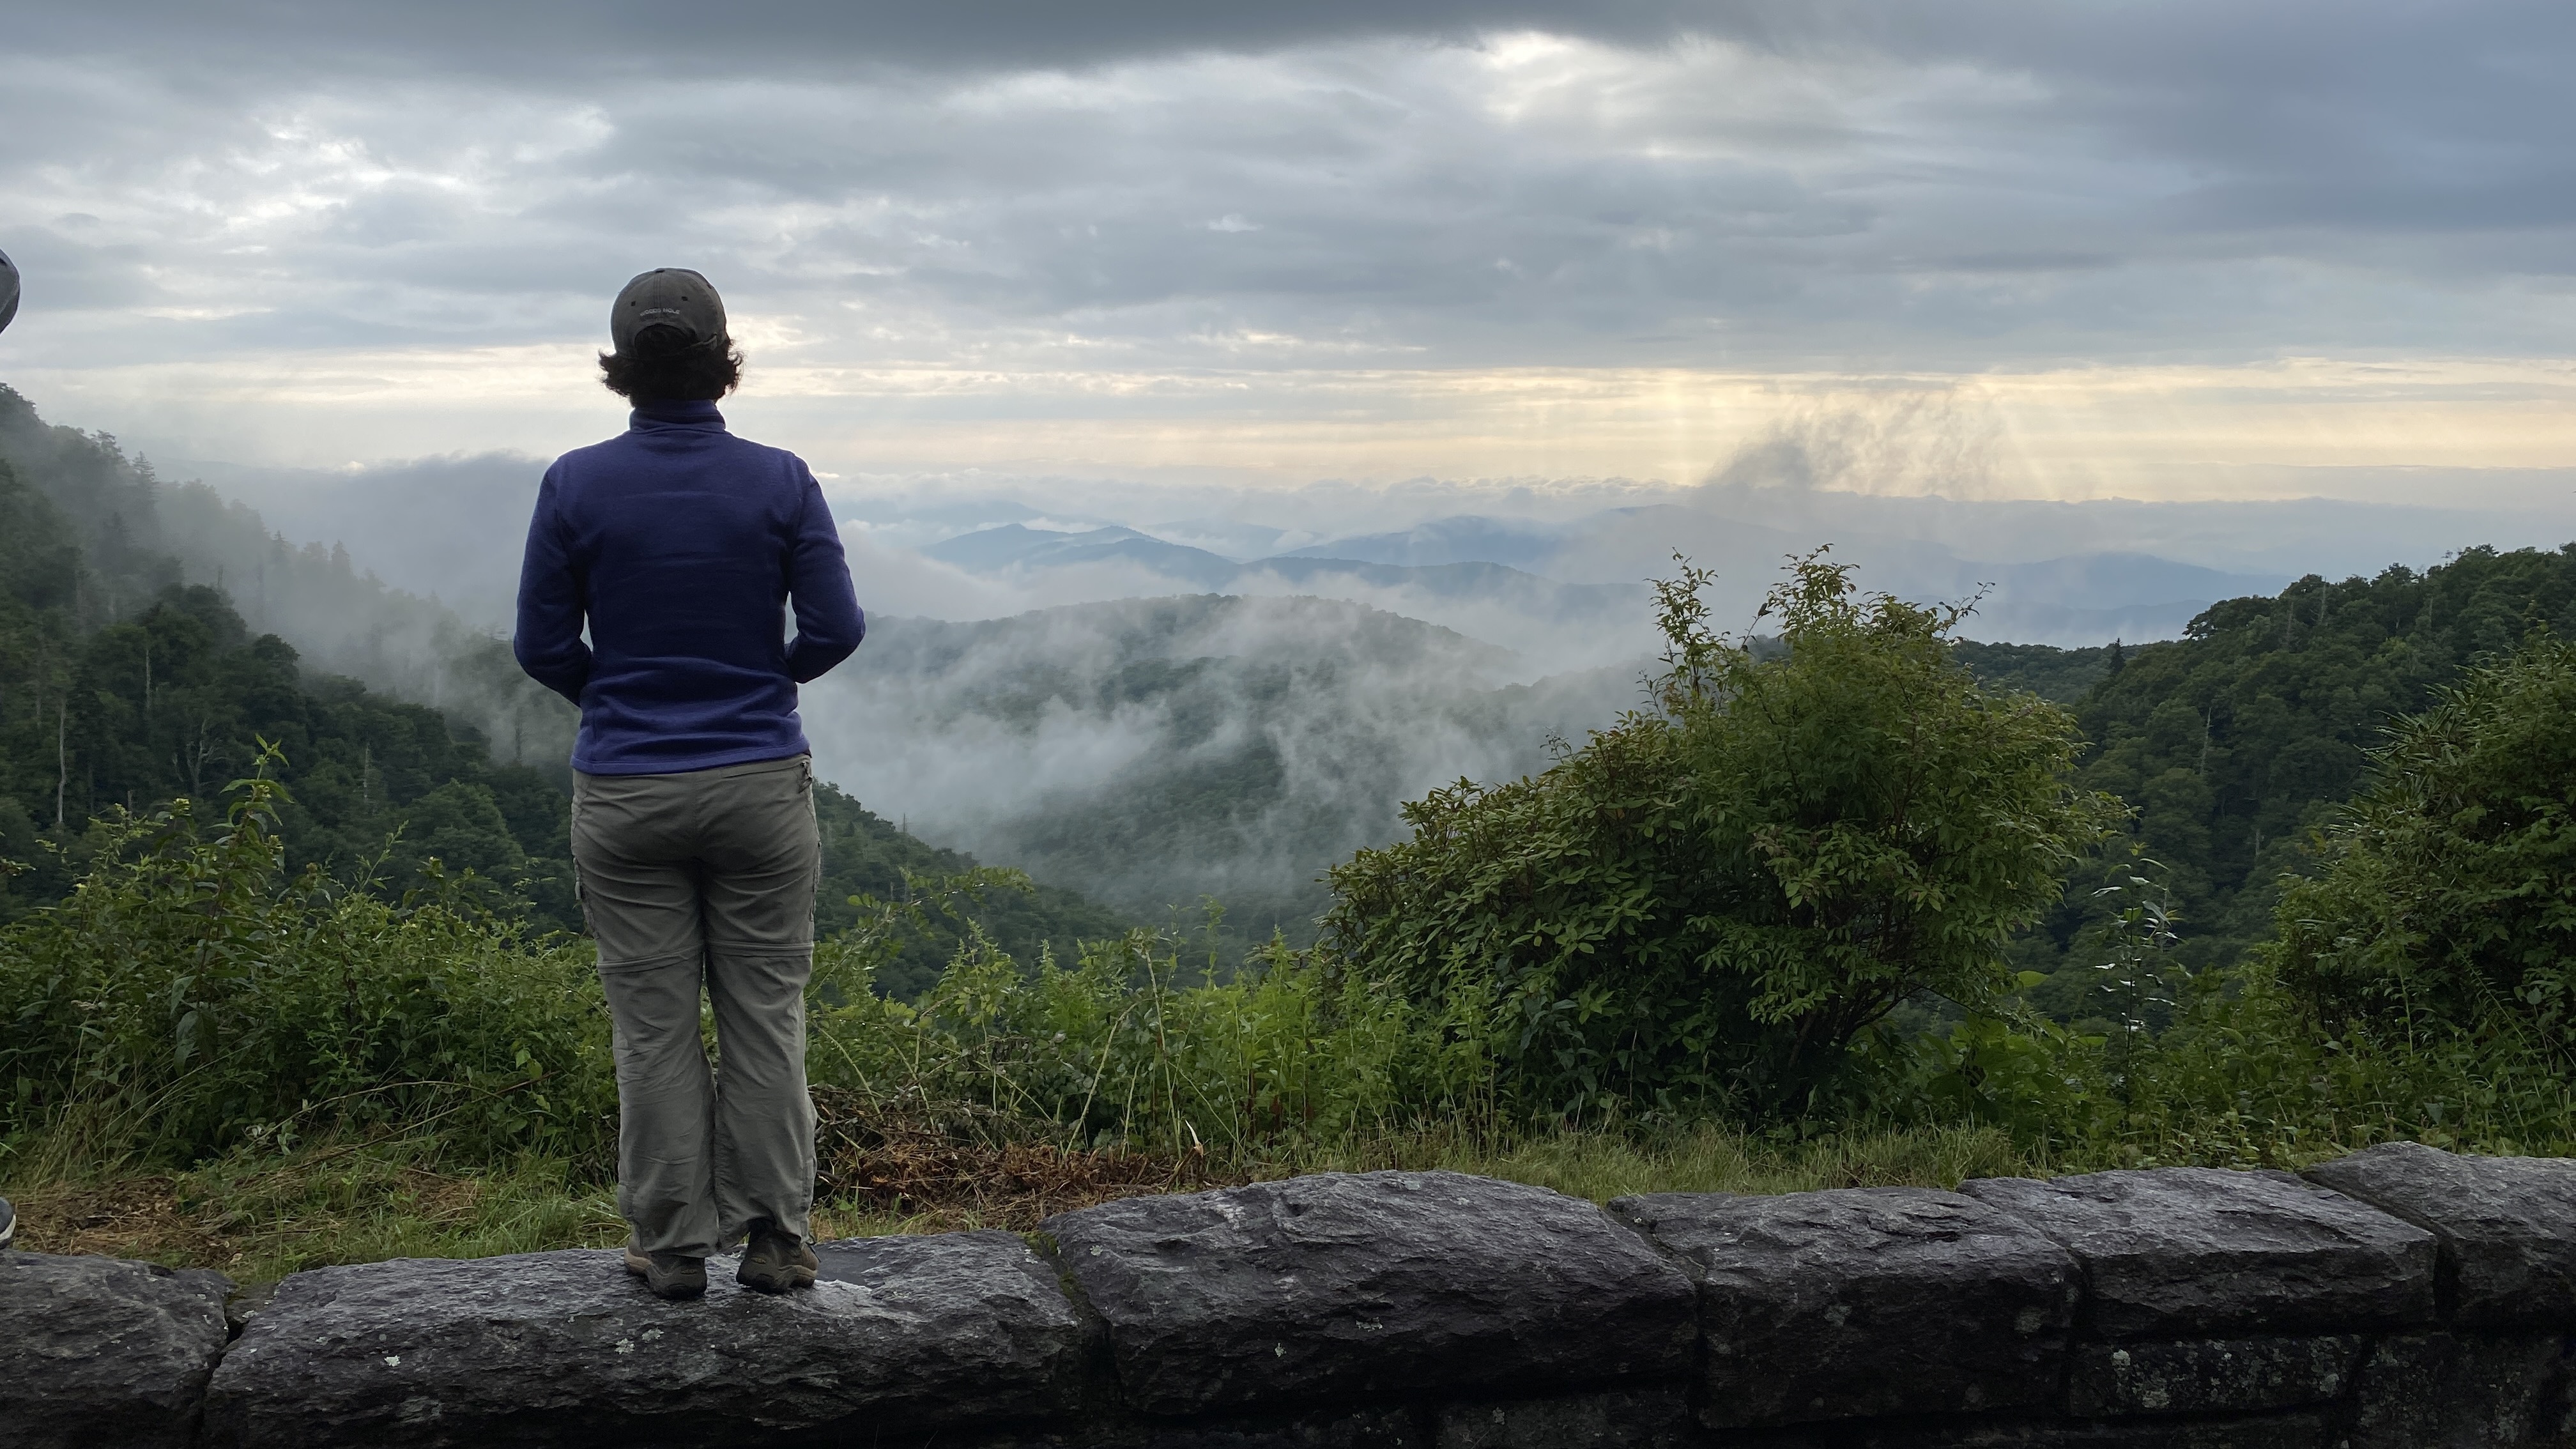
[572,859,595,937]
[567,790,595,937]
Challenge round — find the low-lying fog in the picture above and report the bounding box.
[166,420,2576,935]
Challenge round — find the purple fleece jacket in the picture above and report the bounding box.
[512,399,863,776]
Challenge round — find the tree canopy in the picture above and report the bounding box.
[2271,632,2576,1063]
[1324,555,2121,1119]
[1967,546,2576,1023]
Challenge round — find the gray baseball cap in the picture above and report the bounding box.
[0,249,19,335]
[610,267,724,355]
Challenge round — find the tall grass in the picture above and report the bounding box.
[804,891,1508,1161]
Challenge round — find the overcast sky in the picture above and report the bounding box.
[4,1,2573,507]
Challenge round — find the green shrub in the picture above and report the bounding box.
[2059,629,2576,1167]
[1322,555,2123,1121]
[2272,632,2576,1059]
[1918,842,2576,1169]
[0,763,612,1170]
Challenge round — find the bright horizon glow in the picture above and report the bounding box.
[15,354,2573,512]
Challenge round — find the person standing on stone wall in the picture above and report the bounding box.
[514,268,864,1300]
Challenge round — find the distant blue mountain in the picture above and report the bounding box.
[1255,556,1636,613]
[924,523,1636,613]
[916,516,2291,650]
[924,526,1243,588]
[924,523,1150,569]
[1275,515,1563,569]
[1966,553,2290,614]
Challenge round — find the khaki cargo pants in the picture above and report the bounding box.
[571,753,820,1258]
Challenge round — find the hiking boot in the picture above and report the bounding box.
[0,1196,13,1250]
[735,1220,816,1294]
[623,1242,707,1300]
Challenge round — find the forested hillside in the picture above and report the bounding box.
[0,385,574,770]
[1959,546,2576,1019]
[1948,638,2115,705]
[0,388,1126,977]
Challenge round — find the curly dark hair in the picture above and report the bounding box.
[598,326,744,402]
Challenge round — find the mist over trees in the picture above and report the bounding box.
[0,385,576,774]
[808,595,1645,947]
[0,386,1124,966]
[0,448,578,923]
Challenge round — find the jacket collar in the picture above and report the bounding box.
[629,399,726,430]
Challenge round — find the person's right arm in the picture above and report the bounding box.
[512,464,592,705]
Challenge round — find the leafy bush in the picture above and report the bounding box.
[2271,632,2576,1059]
[2044,629,2576,1166]
[1322,555,2123,1121]
[1918,786,2576,1169]
[0,763,612,1170]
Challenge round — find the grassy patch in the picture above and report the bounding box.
[4,1120,2043,1286]
[4,1138,625,1284]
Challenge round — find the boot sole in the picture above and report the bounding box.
[624,1248,708,1300]
[735,1261,817,1294]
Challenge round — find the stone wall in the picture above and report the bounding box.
[4,1141,2572,1448]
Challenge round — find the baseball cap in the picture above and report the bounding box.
[610,268,724,356]
[0,248,19,335]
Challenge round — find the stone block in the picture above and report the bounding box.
[1845,1414,2332,1448]
[2062,1336,2365,1416]
[1611,1188,2078,1428]
[967,1406,1425,1448]
[203,1231,1087,1448]
[2344,1331,2572,1449]
[0,1250,234,1449]
[1433,1387,1706,1448]
[1043,1170,1695,1417]
[2543,1343,2576,1448]
[2540,1345,2576,1449]
[2303,1141,2576,1327]
[1958,1168,2434,1338]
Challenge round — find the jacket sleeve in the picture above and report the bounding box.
[783,461,864,684]
[512,464,594,705]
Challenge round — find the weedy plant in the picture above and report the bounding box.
[802,883,1505,1162]
[0,748,613,1177]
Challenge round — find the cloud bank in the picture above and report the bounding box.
[2,2,2570,496]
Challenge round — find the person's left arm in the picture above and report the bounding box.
[783,460,864,682]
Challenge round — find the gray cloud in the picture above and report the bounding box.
[6,1,2572,387]
[17,1,1710,77]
